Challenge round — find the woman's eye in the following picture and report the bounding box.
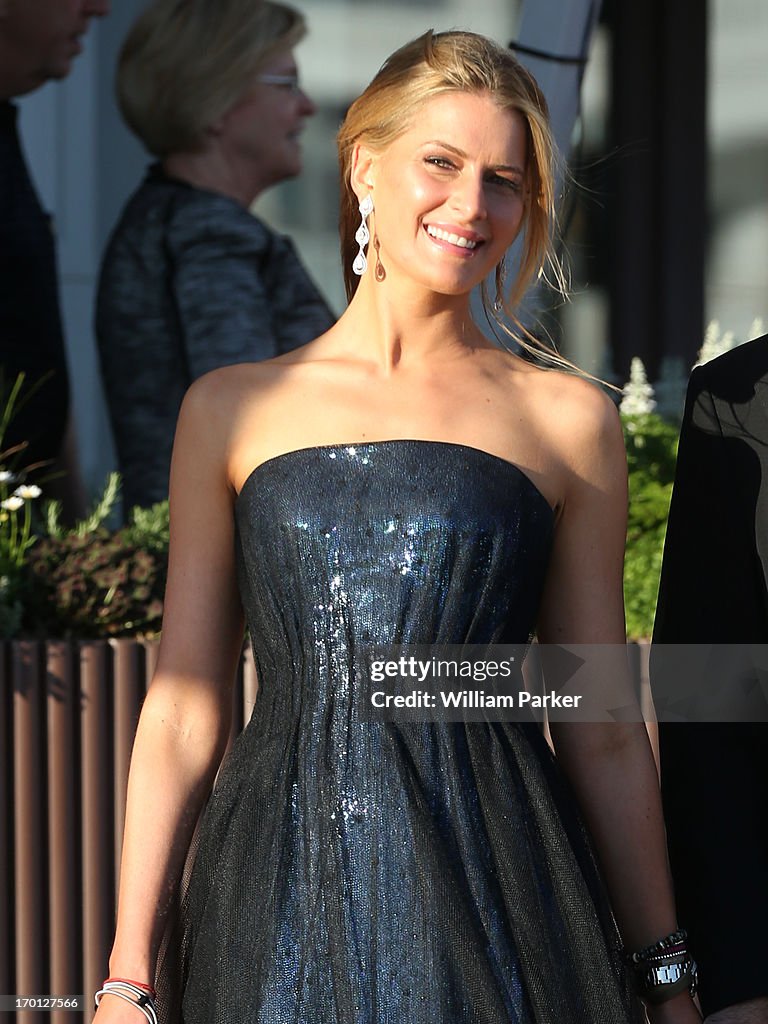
[425,156,456,170]
[489,175,522,192]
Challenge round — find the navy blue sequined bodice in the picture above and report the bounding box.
[236,439,554,649]
[169,441,641,1024]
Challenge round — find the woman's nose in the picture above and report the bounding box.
[451,174,488,221]
[297,88,317,118]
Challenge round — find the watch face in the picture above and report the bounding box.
[639,954,697,1004]
[651,963,685,985]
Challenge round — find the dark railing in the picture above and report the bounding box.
[1,639,257,1024]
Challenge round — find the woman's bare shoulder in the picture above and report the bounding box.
[181,356,316,426]
[180,351,337,492]
[174,364,290,481]
[187,356,303,400]
[522,365,619,438]
[544,369,617,425]
[497,360,624,483]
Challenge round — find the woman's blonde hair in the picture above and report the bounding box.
[117,0,305,157]
[337,30,569,364]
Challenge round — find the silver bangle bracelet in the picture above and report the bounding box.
[94,981,159,1024]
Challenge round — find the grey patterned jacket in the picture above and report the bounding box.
[96,165,335,514]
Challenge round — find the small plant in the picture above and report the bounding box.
[0,369,171,640]
[0,373,46,637]
[0,477,42,637]
[25,501,169,639]
[620,408,679,639]
[17,475,168,639]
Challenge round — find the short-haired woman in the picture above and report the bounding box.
[93,30,701,1024]
[96,0,334,513]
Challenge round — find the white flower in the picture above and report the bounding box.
[696,319,736,365]
[1,496,24,511]
[0,470,15,483]
[14,484,41,499]
[620,357,656,416]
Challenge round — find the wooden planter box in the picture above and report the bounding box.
[1,638,256,1024]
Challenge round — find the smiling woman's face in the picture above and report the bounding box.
[357,91,528,298]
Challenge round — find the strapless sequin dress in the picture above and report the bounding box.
[165,441,642,1024]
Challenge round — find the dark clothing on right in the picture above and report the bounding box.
[96,166,335,513]
[652,335,768,1016]
[0,101,69,469]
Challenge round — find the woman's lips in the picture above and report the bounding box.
[424,223,485,253]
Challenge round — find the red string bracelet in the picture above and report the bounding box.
[103,977,157,999]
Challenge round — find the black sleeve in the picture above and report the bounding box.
[652,364,760,640]
[652,363,768,1015]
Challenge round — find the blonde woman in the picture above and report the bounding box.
[96,0,333,513]
[94,31,700,1024]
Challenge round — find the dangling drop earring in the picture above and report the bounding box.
[373,235,386,282]
[352,194,374,276]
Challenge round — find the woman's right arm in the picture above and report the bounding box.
[93,375,245,1019]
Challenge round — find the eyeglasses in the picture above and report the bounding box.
[257,73,302,95]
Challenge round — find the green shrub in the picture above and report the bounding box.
[0,372,43,637]
[0,393,170,638]
[621,413,680,638]
[24,499,169,639]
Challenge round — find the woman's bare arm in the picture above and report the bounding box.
[537,382,700,1023]
[94,376,245,1016]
